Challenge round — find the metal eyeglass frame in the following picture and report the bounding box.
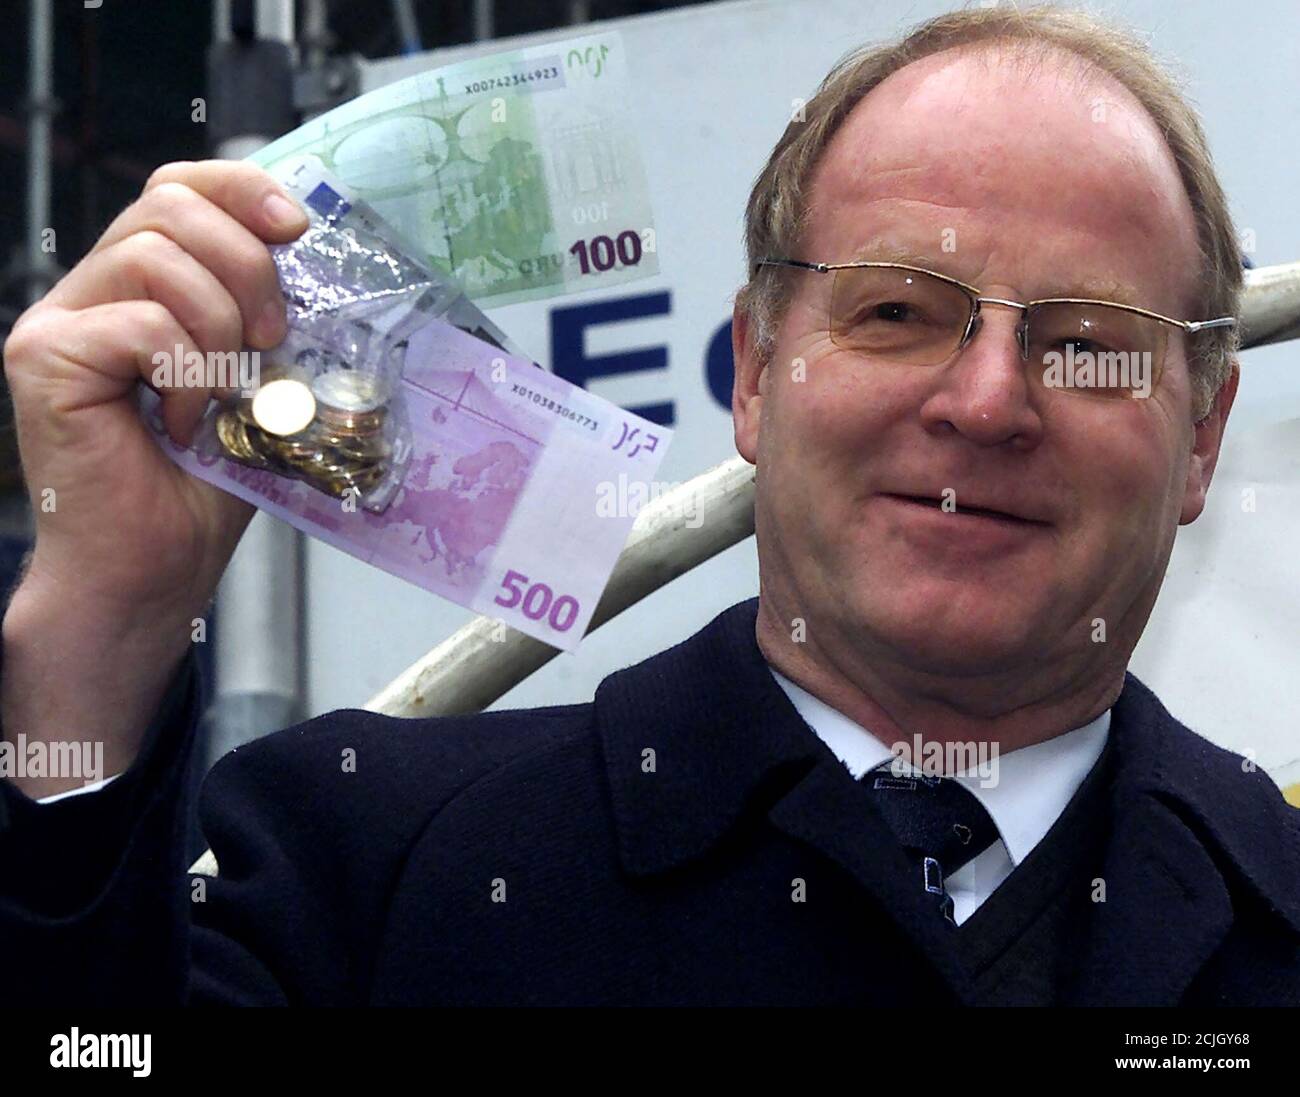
[753,258,1238,365]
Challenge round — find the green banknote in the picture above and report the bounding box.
[251,31,659,308]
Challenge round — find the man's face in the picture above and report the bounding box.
[734,47,1236,681]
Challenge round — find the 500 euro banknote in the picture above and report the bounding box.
[251,29,659,308]
[142,319,671,650]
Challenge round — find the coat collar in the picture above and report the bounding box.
[1071,667,1300,1002]
[595,597,1300,1001]
[595,597,829,877]
[1104,669,1300,936]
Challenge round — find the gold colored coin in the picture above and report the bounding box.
[241,423,279,459]
[219,387,393,502]
[251,378,317,437]
[216,411,257,460]
[331,442,390,464]
[317,405,387,434]
[272,437,318,459]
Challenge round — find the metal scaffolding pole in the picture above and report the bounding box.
[473,0,494,42]
[26,0,56,305]
[390,0,421,55]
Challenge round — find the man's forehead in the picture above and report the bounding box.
[803,45,1201,309]
[817,45,1168,179]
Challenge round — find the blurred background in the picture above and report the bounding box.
[2,1,1297,853]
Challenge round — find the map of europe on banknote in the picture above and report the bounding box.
[251,30,659,308]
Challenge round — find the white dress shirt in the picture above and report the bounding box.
[768,666,1110,926]
[35,773,120,805]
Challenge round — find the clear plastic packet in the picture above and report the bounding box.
[192,158,546,514]
[192,175,442,513]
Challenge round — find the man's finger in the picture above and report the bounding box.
[6,300,214,446]
[48,207,271,351]
[91,159,308,261]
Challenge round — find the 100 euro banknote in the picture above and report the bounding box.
[250,30,659,308]
[142,316,671,650]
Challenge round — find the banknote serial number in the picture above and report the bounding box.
[494,569,581,633]
[463,66,560,94]
[509,383,599,431]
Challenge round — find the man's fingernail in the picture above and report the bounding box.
[263,191,303,228]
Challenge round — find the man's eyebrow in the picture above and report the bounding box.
[842,242,1147,307]
[1032,276,1145,307]
[845,241,947,269]
[841,241,984,288]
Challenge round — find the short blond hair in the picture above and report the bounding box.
[736,4,1241,421]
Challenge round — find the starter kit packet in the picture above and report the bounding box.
[187,156,530,514]
[141,160,672,649]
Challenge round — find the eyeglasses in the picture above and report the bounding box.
[754,259,1237,399]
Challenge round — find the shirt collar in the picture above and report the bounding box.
[767,665,1111,866]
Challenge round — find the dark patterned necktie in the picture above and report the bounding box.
[859,762,1001,926]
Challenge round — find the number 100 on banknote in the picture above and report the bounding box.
[253,31,660,309]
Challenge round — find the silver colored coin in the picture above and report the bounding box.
[312,369,386,414]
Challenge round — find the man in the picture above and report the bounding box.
[2,6,1297,1005]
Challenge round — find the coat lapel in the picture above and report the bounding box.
[1069,792,1234,1004]
[765,754,978,1000]
[1069,672,1300,1004]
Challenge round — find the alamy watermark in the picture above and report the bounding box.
[595,472,703,528]
[50,1028,151,1078]
[151,345,260,397]
[1041,345,1151,399]
[0,734,104,785]
[886,734,1000,788]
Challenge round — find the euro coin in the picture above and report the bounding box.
[325,436,390,461]
[251,378,317,437]
[312,369,385,413]
[317,405,388,433]
[215,410,257,460]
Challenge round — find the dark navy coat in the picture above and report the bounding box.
[2,598,1298,1004]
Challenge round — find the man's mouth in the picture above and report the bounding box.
[884,493,1048,525]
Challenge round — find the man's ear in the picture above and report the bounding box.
[1180,357,1240,525]
[732,299,768,464]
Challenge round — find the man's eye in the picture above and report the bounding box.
[863,301,920,323]
[1059,338,1102,355]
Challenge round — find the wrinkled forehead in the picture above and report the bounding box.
[802,44,1203,313]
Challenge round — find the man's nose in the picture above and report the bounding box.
[918,306,1044,448]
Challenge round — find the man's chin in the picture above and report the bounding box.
[840,597,1045,678]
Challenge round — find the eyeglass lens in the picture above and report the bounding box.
[829,266,1168,398]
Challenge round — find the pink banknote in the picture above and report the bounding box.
[142,318,671,650]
